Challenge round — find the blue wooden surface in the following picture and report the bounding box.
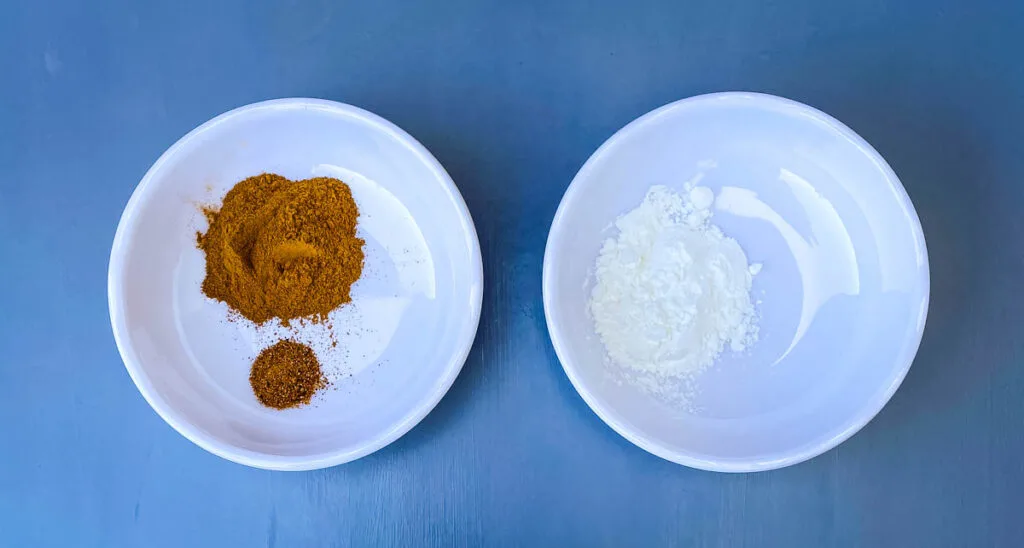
[2,0,1023,546]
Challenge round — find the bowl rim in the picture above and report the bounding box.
[108,98,483,471]
[542,91,930,473]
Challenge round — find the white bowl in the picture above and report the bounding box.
[543,92,929,472]
[109,99,482,470]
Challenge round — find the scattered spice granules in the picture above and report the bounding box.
[197,173,365,326]
[249,340,327,409]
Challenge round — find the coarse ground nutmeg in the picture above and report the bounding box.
[197,173,365,325]
[249,340,327,409]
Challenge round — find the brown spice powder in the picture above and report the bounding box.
[197,173,365,325]
[249,340,327,409]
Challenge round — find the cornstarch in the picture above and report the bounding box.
[589,184,759,396]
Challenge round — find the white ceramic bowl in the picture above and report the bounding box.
[109,99,482,470]
[544,92,929,472]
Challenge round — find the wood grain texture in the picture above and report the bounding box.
[1,0,1023,546]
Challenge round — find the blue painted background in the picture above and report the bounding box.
[2,0,1023,546]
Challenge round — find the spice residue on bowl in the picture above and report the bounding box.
[197,173,365,326]
[197,173,365,409]
[249,340,328,409]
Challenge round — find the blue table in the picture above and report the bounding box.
[2,1,1023,546]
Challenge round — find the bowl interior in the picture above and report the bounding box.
[544,93,928,471]
[110,100,481,469]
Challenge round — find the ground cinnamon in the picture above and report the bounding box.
[197,173,364,325]
[249,340,326,409]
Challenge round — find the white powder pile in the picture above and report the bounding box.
[589,184,759,387]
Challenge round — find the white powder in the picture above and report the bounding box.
[589,185,759,387]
